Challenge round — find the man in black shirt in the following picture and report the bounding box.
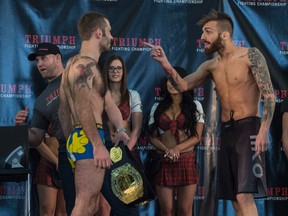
[15,43,75,215]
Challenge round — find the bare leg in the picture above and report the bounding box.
[71,159,105,216]
[95,193,111,216]
[232,193,258,216]
[177,184,197,216]
[156,185,175,216]
[55,189,67,216]
[232,200,243,216]
[37,185,58,216]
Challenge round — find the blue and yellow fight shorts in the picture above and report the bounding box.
[66,123,104,169]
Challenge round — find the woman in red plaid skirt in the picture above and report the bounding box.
[148,66,205,216]
[34,126,66,216]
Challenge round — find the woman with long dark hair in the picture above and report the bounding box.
[148,66,205,216]
[102,55,142,157]
[97,55,143,216]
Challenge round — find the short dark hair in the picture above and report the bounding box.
[197,9,234,36]
[77,11,108,41]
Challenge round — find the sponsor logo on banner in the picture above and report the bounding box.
[153,0,203,4]
[197,133,220,151]
[280,41,288,55]
[154,86,205,101]
[196,39,205,53]
[194,87,204,101]
[233,39,246,47]
[194,185,205,200]
[196,39,245,53]
[24,34,77,50]
[0,185,25,200]
[111,37,160,52]
[138,136,156,150]
[154,87,163,102]
[197,133,221,151]
[0,84,32,99]
[237,0,287,7]
[263,187,288,200]
[261,89,287,103]
[274,89,287,103]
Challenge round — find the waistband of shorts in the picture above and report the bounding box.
[73,123,103,130]
[222,116,261,126]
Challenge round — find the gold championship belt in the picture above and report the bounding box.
[110,145,144,204]
[102,141,155,206]
[111,162,144,204]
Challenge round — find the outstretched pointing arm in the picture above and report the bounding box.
[144,42,188,92]
[144,42,210,92]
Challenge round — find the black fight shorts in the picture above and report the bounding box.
[218,117,267,200]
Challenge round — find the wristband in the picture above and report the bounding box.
[116,128,127,133]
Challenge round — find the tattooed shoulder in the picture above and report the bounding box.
[247,47,264,66]
[74,61,96,89]
[76,62,95,80]
[248,47,273,95]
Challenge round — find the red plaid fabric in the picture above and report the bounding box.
[159,112,186,144]
[154,151,199,186]
[34,157,57,188]
[47,124,55,137]
[118,99,130,121]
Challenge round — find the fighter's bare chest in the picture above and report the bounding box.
[211,59,250,85]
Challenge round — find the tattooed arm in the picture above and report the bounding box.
[249,47,276,152]
[73,59,111,168]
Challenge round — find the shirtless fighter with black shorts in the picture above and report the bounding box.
[145,9,275,216]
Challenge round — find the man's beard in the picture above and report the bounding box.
[100,37,111,53]
[204,35,224,55]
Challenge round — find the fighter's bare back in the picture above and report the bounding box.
[63,55,106,126]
